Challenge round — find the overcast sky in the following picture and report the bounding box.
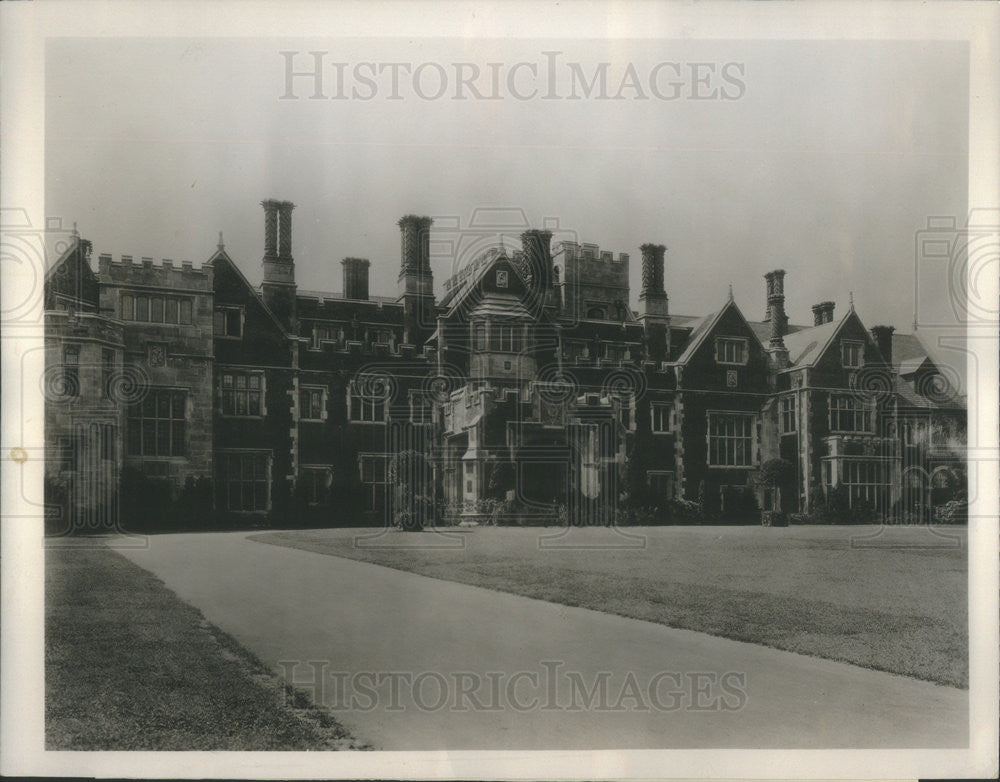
[46,37,967,354]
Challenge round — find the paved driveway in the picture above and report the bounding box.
[117,532,967,750]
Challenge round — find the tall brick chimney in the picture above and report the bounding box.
[399,215,433,280]
[261,199,297,330]
[398,215,435,344]
[764,269,787,346]
[763,270,789,369]
[638,243,670,361]
[277,201,294,261]
[811,301,835,326]
[342,257,370,301]
[521,229,554,313]
[262,199,279,260]
[870,325,895,365]
[639,243,668,319]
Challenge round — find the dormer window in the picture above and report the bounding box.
[841,340,863,369]
[715,337,747,366]
[586,306,607,320]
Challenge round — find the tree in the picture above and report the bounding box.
[487,461,515,500]
[388,450,433,531]
[754,458,795,512]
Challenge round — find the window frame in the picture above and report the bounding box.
[780,395,796,434]
[840,340,864,369]
[647,470,675,500]
[828,393,873,433]
[62,344,81,398]
[120,291,193,324]
[349,385,387,424]
[358,453,388,511]
[299,465,333,506]
[838,458,889,509]
[706,411,757,468]
[217,450,271,513]
[220,370,266,418]
[490,323,522,353]
[299,385,327,422]
[126,388,187,457]
[714,337,748,366]
[409,391,433,424]
[473,322,487,351]
[214,305,244,339]
[651,402,671,434]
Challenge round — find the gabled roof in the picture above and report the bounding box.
[440,246,530,318]
[746,320,808,347]
[468,291,534,320]
[45,236,102,312]
[898,355,932,377]
[438,246,512,310]
[781,317,843,367]
[896,375,966,410]
[207,247,291,337]
[674,297,764,365]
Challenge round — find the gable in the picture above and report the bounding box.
[210,251,291,364]
[447,253,533,322]
[45,239,99,311]
[809,309,881,382]
[676,299,765,366]
[674,299,770,393]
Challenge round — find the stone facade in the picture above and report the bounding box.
[44,200,967,529]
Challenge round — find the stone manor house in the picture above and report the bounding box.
[44,199,967,529]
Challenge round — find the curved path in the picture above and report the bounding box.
[117,532,967,750]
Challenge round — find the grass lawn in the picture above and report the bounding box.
[252,524,968,688]
[46,543,362,750]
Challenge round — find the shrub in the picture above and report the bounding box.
[487,462,515,500]
[670,498,703,524]
[120,467,174,532]
[388,450,433,531]
[175,476,214,529]
[934,498,969,525]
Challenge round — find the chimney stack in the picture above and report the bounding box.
[399,215,433,277]
[342,257,370,301]
[870,325,895,365]
[764,270,787,346]
[262,199,279,260]
[811,301,835,326]
[398,215,435,343]
[261,198,297,330]
[277,201,295,261]
[521,229,554,312]
[639,243,669,320]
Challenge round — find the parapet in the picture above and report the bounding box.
[97,252,213,289]
[553,240,628,265]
